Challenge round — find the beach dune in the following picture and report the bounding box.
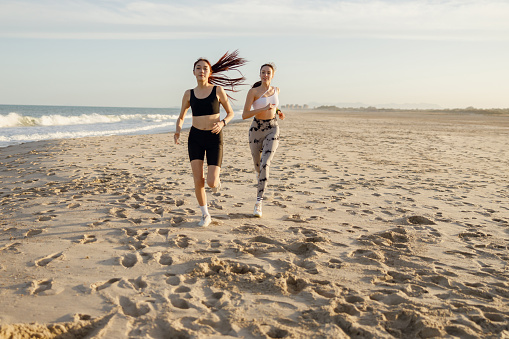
[1,110,508,338]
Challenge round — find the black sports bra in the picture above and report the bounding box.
[190,86,220,117]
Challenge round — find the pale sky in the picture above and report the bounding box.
[1,0,508,109]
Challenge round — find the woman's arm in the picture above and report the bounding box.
[211,86,234,134]
[174,90,191,144]
[242,88,274,120]
[276,88,285,120]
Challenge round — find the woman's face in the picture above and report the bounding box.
[194,60,211,80]
[260,66,274,82]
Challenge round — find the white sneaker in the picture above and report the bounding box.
[253,202,262,218]
[198,214,211,227]
[212,181,221,193]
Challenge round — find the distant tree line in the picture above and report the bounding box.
[314,105,509,115]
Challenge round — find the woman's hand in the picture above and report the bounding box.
[277,109,285,120]
[211,120,225,134]
[265,103,276,113]
[174,132,180,144]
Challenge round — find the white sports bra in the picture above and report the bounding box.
[252,87,279,110]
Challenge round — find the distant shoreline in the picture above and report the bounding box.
[279,106,509,117]
[307,105,509,116]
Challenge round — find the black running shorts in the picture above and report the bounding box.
[187,126,223,166]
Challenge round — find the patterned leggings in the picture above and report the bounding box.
[249,117,280,199]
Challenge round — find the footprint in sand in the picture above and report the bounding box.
[168,198,187,207]
[289,226,317,237]
[295,258,319,274]
[28,279,64,296]
[157,252,173,266]
[152,207,164,215]
[110,208,128,218]
[89,219,110,228]
[233,224,268,233]
[370,290,411,306]
[265,327,290,339]
[136,231,150,241]
[38,215,56,222]
[0,242,22,253]
[285,241,327,257]
[169,296,191,309]
[120,253,139,268]
[407,215,436,225]
[169,234,193,249]
[284,275,308,294]
[272,201,287,208]
[328,258,343,269]
[283,214,308,223]
[127,241,146,251]
[25,228,45,238]
[35,252,64,267]
[348,249,385,265]
[170,216,188,225]
[210,239,221,248]
[75,234,97,244]
[123,228,138,237]
[158,228,170,236]
[165,274,181,286]
[119,296,152,317]
[128,276,148,290]
[410,225,442,244]
[29,279,54,295]
[91,278,121,292]
[174,285,192,294]
[202,291,224,308]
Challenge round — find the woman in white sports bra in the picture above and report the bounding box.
[242,63,285,217]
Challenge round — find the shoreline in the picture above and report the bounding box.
[1,110,508,337]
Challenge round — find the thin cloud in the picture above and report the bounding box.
[0,0,508,40]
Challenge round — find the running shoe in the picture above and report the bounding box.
[198,214,212,227]
[253,202,262,218]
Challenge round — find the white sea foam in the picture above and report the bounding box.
[0,104,241,148]
[0,112,180,128]
[0,122,176,145]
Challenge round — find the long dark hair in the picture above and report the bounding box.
[193,50,247,99]
[252,63,276,88]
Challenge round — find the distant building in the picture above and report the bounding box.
[281,104,308,109]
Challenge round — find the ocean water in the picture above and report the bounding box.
[0,104,241,148]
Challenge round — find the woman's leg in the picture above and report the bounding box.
[257,125,280,200]
[249,125,264,177]
[207,165,221,189]
[190,159,206,206]
[205,130,222,190]
[191,159,212,226]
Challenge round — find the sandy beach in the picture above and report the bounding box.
[1,109,508,338]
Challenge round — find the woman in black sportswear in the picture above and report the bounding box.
[174,51,246,227]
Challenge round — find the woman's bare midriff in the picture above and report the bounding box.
[254,107,276,120]
[192,114,221,130]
